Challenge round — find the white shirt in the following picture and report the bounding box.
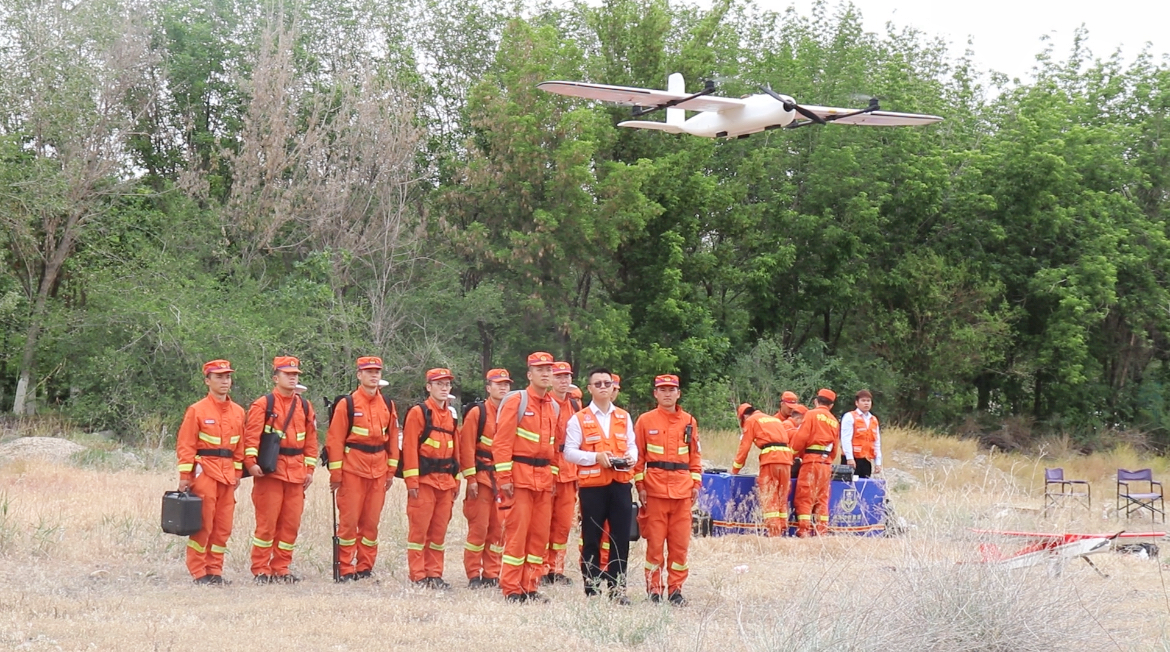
[564,401,638,467]
[839,410,881,465]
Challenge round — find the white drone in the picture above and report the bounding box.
[538,73,943,139]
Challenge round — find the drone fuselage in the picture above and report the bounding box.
[679,94,797,138]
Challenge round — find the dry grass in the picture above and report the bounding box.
[0,427,1169,650]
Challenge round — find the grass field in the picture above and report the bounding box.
[1,426,1170,650]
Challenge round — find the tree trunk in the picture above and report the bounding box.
[12,226,72,414]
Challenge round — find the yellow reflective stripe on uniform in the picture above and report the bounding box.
[428,542,445,551]
[732,462,744,469]
[263,426,282,435]
[677,446,689,455]
[633,472,644,482]
[350,426,369,436]
[187,539,206,553]
[296,432,306,442]
[516,428,540,443]
[230,436,240,444]
[233,462,244,470]
[646,444,665,454]
[551,466,560,476]
[807,444,831,451]
[178,463,194,472]
[361,537,378,547]
[480,437,493,446]
[762,511,782,519]
[210,544,228,554]
[245,447,258,456]
[551,543,567,550]
[670,562,688,571]
[462,467,476,477]
[495,462,513,472]
[690,472,702,481]
[465,541,485,552]
[198,432,220,445]
[447,441,454,448]
[817,515,829,522]
[526,554,543,564]
[277,541,295,551]
[489,544,505,554]
[252,537,273,548]
[644,561,659,571]
[423,438,440,448]
[796,515,811,521]
[406,541,425,551]
[403,469,420,478]
[502,555,524,566]
[304,457,316,467]
[600,541,610,550]
[329,460,343,470]
[388,459,399,468]
[338,537,356,546]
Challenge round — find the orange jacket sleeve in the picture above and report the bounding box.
[326,396,350,483]
[231,403,246,480]
[401,404,423,491]
[731,419,754,473]
[791,413,813,455]
[688,416,702,487]
[386,399,400,474]
[176,404,200,481]
[302,399,319,470]
[458,404,480,480]
[632,413,648,491]
[493,393,519,486]
[242,398,266,470]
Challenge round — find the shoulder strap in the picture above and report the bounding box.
[570,398,581,413]
[476,400,487,441]
[415,402,431,445]
[301,396,310,422]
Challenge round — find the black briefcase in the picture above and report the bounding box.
[161,490,203,536]
[832,464,855,482]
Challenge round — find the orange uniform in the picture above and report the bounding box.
[494,376,559,599]
[459,397,504,582]
[634,402,702,597]
[243,387,318,578]
[791,392,840,536]
[325,382,398,577]
[732,411,793,536]
[176,369,246,581]
[402,395,460,582]
[545,392,581,581]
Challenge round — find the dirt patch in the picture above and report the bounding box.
[0,437,85,465]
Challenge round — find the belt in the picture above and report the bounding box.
[278,447,304,456]
[803,449,832,456]
[419,456,458,476]
[646,461,688,471]
[513,455,551,467]
[195,448,232,458]
[476,460,494,473]
[760,443,793,454]
[475,449,493,460]
[345,442,383,454]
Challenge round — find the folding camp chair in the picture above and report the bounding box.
[1117,468,1165,523]
[1043,467,1090,516]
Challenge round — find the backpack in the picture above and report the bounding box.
[320,392,396,467]
[255,393,310,474]
[495,390,560,425]
[395,401,459,478]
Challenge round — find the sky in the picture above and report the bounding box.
[754,0,1170,83]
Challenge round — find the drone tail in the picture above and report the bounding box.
[666,72,685,128]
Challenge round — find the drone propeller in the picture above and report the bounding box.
[759,85,825,125]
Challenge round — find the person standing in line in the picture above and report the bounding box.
[543,361,581,586]
[459,368,512,589]
[840,389,882,478]
[402,368,461,589]
[176,359,246,585]
[791,389,839,537]
[634,374,702,606]
[564,367,635,603]
[243,356,318,583]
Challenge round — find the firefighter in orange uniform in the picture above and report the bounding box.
[460,368,512,589]
[634,374,702,606]
[402,368,460,589]
[243,356,318,583]
[791,388,840,537]
[543,361,580,586]
[774,391,800,421]
[494,351,559,603]
[326,356,399,581]
[176,360,246,584]
[731,403,793,536]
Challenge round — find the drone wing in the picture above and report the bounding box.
[538,81,747,113]
[799,105,944,127]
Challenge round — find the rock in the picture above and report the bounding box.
[0,436,85,464]
[883,467,920,489]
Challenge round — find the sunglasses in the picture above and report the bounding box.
[591,381,614,388]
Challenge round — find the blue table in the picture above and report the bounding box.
[698,472,887,536]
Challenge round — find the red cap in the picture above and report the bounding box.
[611,373,621,388]
[426,368,455,382]
[202,359,234,375]
[486,368,511,383]
[273,356,301,373]
[781,391,799,403]
[736,403,753,420]
[654,374,679,388]
[527,351,554,367]
[816,388,836,402]
[791,404,809,415]
[356,356,383,370]
[551,361,572,376]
